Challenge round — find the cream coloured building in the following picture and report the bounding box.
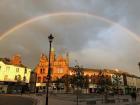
[136,78,140,88]
[126,76,137,88]
[0,60,31,83]
[0,55,31,93]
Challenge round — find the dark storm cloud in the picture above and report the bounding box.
[0,15,112,66]
[0,0,140,75]
[0,0,140,34]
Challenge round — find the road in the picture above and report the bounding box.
[31,93,140,105]
[0,95,34,105]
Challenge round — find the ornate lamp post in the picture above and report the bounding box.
[46,34,54,105]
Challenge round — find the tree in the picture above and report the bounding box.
[97,71,112,103]
[112,73,122,102]
[73,65,84,105]
[53,74,75,93]
[112,73,122,94]
[83,75,89,93]
[61,74,71,93]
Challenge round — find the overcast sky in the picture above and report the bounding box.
[0,0,140,75]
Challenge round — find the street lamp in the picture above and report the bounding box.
[46,34,54,105]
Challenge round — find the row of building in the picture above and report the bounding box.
[0,48,140,94]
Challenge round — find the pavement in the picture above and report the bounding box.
[0,94,35,105]
[1,93,140,105]
[21,93,140,105]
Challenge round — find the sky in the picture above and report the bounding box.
[0,0,140,75]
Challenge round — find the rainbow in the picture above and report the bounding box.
[0,12,140,42]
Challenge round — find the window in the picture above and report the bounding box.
[4,75,8,80]
[37,77,41,83]
[6,66,10,72]
[0,66,1,70]
[15,75,17,80]
[57,68,63,73]
[43,76,46,83]
[40,68,45,74]
[16,68,19,72]
[25,68,27,73]
[43,69,45,73]
[23,76,26,81]
[40,69,43,73]
[15,75,21,81]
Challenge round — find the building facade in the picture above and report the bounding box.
[35,49,69,91]
[0,54,31,93]
[34,49,140,94]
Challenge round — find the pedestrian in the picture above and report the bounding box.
[131,91,137,102]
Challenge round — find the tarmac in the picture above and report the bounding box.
[22,93,140,105]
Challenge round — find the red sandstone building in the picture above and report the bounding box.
[35,49,69,90]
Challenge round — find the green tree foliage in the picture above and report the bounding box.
[112,73,122,94]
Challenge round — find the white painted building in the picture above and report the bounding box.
[0,55,31,93]
[0,59,31,83]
